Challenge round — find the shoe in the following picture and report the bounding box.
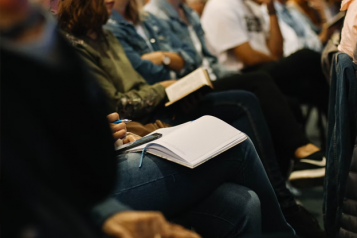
[282,205,326,238]
[290,151,325,187]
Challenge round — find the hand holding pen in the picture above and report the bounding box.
[106,113,134,144]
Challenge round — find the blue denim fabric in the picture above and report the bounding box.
[114,139,295,236]
[150,90,297,210]
[104,10,198,85]
[324,53,357,237]
[145,0,233,78]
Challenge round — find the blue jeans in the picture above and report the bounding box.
[113,139,295,237]
[152,91,296,210]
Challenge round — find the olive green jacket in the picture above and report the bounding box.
[64,30,167,120]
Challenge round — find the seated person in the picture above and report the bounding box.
[109,0,326,181]
[288,0,329,33]
[56,1,298,236]
[0,1,198,238]
[57,0,320,237]
[261,0,334,55]
[338,0,357,64]
[200,0,329,114]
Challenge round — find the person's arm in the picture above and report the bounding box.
[233,42,276,67]
[158,17,199,76]
[76,47,167,119]
[103,210,201,238]
[263,0,284,58]
[141,51,185,71]
[105,24,172,84]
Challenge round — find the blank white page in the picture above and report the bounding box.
[156,116,244,163]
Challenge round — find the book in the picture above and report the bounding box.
[165,68,213,107]
[126,116,248,168]
[326,11,345,29]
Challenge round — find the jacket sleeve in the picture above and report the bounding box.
[105,23,173,85]
[156,17,198,77]
[75,47,167,119]
[91,198,132,227]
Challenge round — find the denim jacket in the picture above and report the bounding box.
[104,10,198,85]
[324,53,357,237]
[145,0,235,78]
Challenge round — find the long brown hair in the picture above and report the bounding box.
[58,0,108,36]
[125,0,144,25]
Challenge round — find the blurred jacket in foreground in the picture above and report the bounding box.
[0,6,120,238]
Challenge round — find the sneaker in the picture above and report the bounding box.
[282,205,325,238]
[289,151,325,187]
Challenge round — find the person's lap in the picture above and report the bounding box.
[113,139,295,236]
[150,90,297,210]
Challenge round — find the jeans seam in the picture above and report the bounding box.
[114,172,182,195]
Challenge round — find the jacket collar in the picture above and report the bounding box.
[151,0,183,21]
[109,9,132,26]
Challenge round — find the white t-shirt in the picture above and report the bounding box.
[187,25,217,81]
[201,0,271,71]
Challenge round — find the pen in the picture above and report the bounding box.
[113,119,132,124]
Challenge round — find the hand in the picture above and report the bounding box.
[103,211,201,238]
[141,52,165,65]
[159,80,177,88]
[107,113,127,141]
[122,135,137,144]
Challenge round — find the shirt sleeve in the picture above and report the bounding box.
[75,46,167,119]
[91,198,132,226]
[156,17,199,77]
[201,2,249,54]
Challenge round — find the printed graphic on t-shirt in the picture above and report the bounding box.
[244,16,262,32]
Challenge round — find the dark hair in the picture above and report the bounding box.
[58,0,108,36]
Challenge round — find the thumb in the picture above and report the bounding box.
[104,225,133,238]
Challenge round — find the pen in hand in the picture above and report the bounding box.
[113,119,132,124]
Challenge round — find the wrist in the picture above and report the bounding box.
[162,53,171,66]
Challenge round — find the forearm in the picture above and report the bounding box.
[267,14,284,58]
[163,52,185,71]
[249,50,276,65]
[233,42,276,67]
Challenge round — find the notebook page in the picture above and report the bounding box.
[126,122,190,152]
[156,116,244,164]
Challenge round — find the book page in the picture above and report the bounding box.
[165,68,211,104]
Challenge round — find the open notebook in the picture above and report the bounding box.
[126,116,247,168]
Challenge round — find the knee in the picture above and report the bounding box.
[229,90,260,108]
[220,183,262,235]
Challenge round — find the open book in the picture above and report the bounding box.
[126,116,247,168]
[165,68,213,107]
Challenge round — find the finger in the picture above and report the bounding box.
[123,135,136,144]
[113,129,127,140]
[111,122,127,132]
[107,113,120,122]
[103,224,133,238]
